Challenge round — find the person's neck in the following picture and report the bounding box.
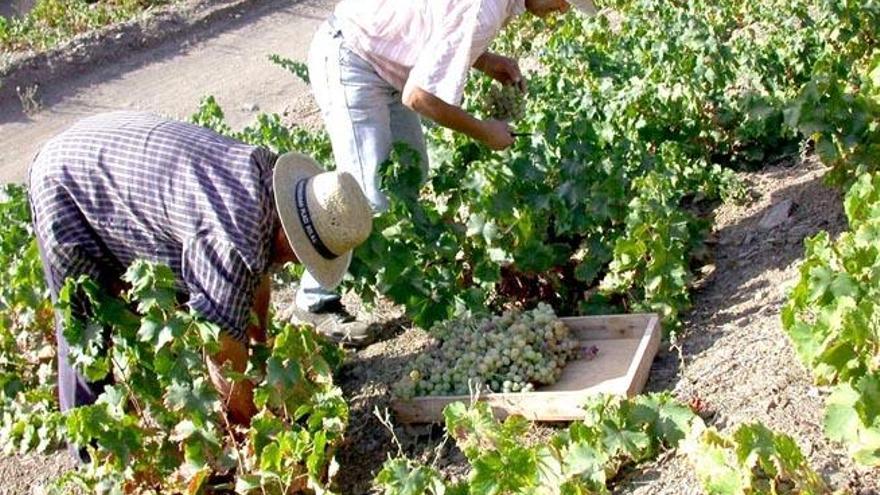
[269,222,297,266]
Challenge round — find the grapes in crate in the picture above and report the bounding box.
[394,303,593,399]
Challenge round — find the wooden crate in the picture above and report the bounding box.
[391,313,661,423]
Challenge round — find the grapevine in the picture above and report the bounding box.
[376,397,831,495]
[29,261,349,494]
[782,39,880,466]
[0,184,60,455]
[394,304,587,398]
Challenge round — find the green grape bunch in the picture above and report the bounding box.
[394,303,592,399]
[482,83,526,122]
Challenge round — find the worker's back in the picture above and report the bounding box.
[28,111,277,336]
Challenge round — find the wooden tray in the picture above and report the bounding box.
[391,313,661,423]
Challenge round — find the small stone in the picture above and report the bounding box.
[739,247,759,260]
[704,232,720,245]
[759,199,794,230]
[403,424,432,437]
[37,345,55,361]
[241,103,259,112]
[759,305,776,316]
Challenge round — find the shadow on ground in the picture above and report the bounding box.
[334,318,434,494]
[646,157,846,395]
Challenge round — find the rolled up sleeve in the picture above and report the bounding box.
[182,235,257,343]
[404,6,480,107]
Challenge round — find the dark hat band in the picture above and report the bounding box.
[295,178,339,260]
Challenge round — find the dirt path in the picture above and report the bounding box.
[0,0,334,184]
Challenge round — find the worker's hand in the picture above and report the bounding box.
[478,53,526,92]
[480,119,515,150]
[206,333,257,425]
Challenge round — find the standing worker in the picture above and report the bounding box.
[297,0,596,345]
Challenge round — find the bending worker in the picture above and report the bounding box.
[29,111,373,426]
[295,0,595,345]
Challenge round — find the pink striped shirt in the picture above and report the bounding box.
[334,0,526,106]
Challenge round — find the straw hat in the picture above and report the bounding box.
[273,152,373,290]
[569,0,597,14]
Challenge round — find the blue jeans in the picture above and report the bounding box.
[298,21,428,311]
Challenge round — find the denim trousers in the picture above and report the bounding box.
[297,21,429,311]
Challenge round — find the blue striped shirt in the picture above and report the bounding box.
[28,111,278,342]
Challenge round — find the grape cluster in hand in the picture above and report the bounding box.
[394,303,585,399]
[483,83,526,122]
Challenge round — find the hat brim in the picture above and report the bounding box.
[274,152,353,291]
[569,0,597,14]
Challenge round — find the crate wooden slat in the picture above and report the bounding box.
[391,313,661,423]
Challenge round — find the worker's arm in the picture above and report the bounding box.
[246,274,271,343]
[402,86,514,150]
[206,333,257,425]
[206,275,272,425]
[184,236,276,425]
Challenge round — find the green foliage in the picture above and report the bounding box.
[0,16,9,45]
[269,54,310,85]
[375,393,699,494]
[374,396,831,495]
[348,0,846,330]
[566,0,814,164]
[373,459,449,495]
[0,184,60,455]
[683,422,831,495]
[188,95,233,136]
[186,1,874,339]
[779,0,880,468]
[190,95,334,167]
[824,373,880,465]
[782,172,880,466]
[1,0,170,52]
[40,260,348,494]
[192,0,868,334]
[784,2,880,187]
[782,172,880,386]
[192,0,860,332]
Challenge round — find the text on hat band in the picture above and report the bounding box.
[295,178,340,261]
